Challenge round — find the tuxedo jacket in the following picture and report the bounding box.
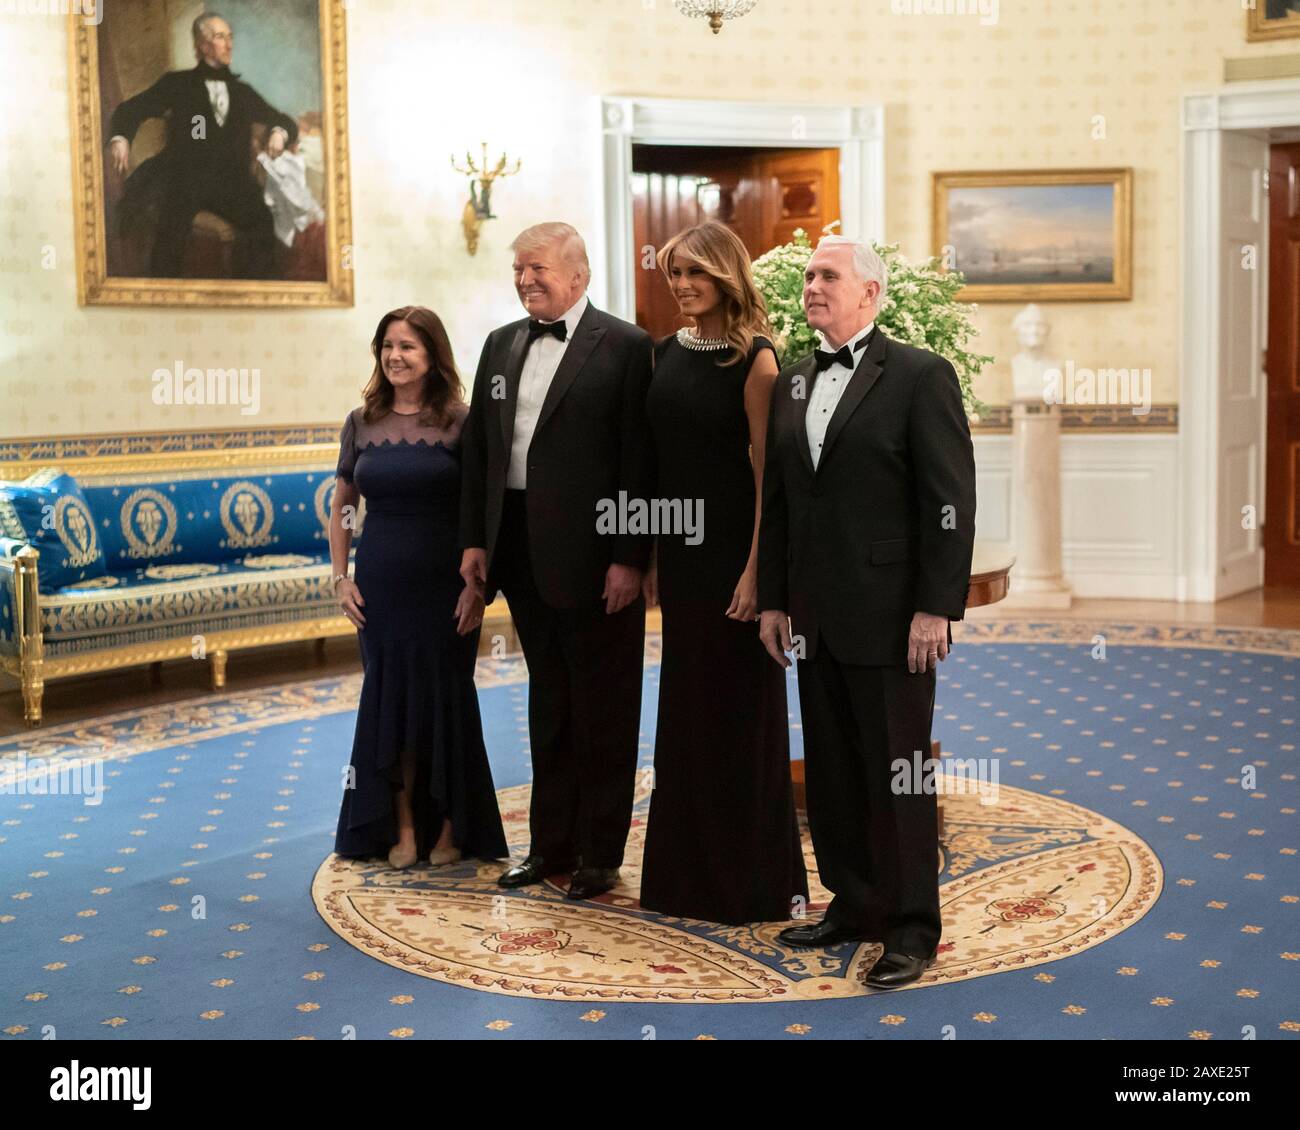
[459,302,655,610]
[110,64,298,191]
[757,327,976,666]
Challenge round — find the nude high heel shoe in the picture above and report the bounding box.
[428,845,462,866]
[388,840,418,870]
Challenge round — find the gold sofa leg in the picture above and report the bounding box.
[210,649,228,690]
[21,659,44,727]
[15,546,45,726]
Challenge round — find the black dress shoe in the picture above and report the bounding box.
[566,867,620,900]
[497,855,575,888]
[777,919,872,948]
[865,950,934,989]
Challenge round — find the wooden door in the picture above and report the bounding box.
[631,148,760,339]
[631,145,840,341]
[1265,141,1300,587]
[754,148,841,251]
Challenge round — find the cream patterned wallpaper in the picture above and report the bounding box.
[0,0,1296,438]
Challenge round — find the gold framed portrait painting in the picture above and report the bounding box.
[932,168,1133,303]
[1247,1,1300,42]
[69,0,353,308]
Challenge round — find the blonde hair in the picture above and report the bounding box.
[656,221,771,367]
[510,221,591,286]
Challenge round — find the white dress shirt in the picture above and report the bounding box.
[204,78,229,127]
[806,321,874,470]
[506,293,589,490]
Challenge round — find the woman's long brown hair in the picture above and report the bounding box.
[656,221,772,367]
[361,305,464,427]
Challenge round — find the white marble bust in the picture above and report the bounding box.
[1010,303,1060,403]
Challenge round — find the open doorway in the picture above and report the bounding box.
[631,144,841,339]
[598,97,884,328]
[1180,85,1300,600]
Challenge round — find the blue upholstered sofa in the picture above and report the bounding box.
[0,427,357,725]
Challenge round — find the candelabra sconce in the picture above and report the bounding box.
[450,142,521,256]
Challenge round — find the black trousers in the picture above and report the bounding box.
[796,639,941,956]
[492,489,644,869]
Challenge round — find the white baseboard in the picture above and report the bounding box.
[974,432,1183,601]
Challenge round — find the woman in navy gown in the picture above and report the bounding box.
[329,305,507,869]
[639,222,807,924]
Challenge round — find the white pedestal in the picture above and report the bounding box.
[1005,399,1073,610]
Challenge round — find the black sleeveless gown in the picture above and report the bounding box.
[639,333,808,924]
[333,406,507,862]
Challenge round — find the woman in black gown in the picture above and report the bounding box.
[639,222,808,924]
[330,305,507,869]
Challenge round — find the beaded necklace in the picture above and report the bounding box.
[675,327,729,351]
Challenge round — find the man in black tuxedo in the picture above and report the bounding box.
[460,222,654,900]
[106,12,297,279]
[758,235,976,989]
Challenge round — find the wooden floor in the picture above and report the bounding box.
[3,589,1299,737]
[965,586,1300,629]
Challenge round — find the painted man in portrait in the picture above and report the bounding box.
[106,11,299,279]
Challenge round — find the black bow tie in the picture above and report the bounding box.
[814,334,870,372]
[527,318,567,343]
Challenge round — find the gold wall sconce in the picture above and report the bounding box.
[450,142,522,256]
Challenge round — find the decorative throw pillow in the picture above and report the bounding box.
[83,468,356,569]
[0,468,108,593]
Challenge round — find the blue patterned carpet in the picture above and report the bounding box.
[1,621,1297,1040]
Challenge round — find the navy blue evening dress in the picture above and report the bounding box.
[332,404,507,861]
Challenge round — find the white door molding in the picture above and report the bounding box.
[1181,80,1300,600]
[597,96,886,322]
